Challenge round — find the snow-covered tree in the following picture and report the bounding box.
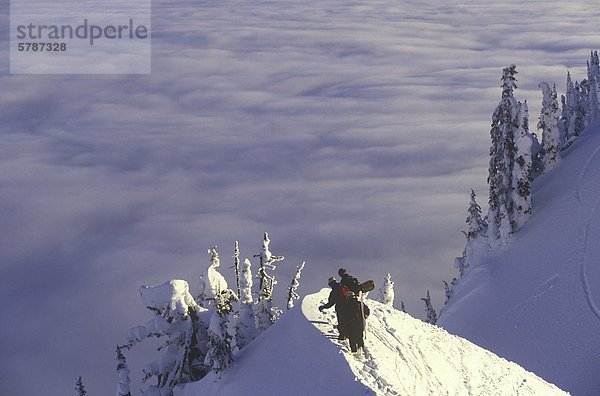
[575,81,589,134]
[588,80,599,124]
[256,289,281,333]
[464,189,486,240]
[454,254,468,278]
[235,258,258,350]
[121,234,301,390]
[254,232,284,332]
[204,288,236,377]
[287,261,305,310]
[127,280,209,394]
[115,346,131,396]
[539,82,562,172]
[455,189,488,278]
[587,51,600,123]
[562,71,577,143]
[443,279,457,305]
[74,376,87,396]
[200,245,238,376]
[501,64,518,98]
[488,65,521,248]
[589,51,600,82]
[198,246,229,309]
[421,290,437,325]
[561,53,599,149]
[254,232,285,293]
[233,241,241,299]
[378,273,395,307]
[196,274,208,308]
[565,79,588,142]
[512,100,535,229]
[239,259,254,306]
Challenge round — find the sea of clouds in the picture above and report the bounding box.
[1,0,599,394]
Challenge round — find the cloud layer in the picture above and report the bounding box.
[1,0,598,394]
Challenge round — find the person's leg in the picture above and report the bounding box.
[348,325,360,352]
[357,336,364,351]
[336,310,348,340]
[349,337,358,353]
[337,322,347,340]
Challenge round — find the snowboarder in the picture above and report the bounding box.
[319,277,349,340]
[343,292,370,353]
[339,268,361,294]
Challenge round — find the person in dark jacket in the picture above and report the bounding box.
[339,268,361,294]
[343,292,370,353]
[319,277,349,340]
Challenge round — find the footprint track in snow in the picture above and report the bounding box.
[575,140,600,321]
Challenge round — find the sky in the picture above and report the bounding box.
[1,0,599,395]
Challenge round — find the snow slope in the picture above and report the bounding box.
[439,123,600,396]
[177,289,567,395]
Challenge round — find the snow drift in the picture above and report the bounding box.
[176,289,567,395]
[439,122,600,396]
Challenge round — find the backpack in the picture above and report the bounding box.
[344,276,361,294]
[339,285,351,300]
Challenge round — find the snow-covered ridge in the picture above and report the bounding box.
[177,289,567,395]
[439,121,600,396]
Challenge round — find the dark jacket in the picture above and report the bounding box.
[343,297,370,352]
[340,273,361,294]
[344,298,370,330]
[321,282,347,313]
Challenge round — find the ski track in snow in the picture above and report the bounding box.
[575,144,600,204]
[579,196,600,321]
[495,273,560,323]
[308,291,567,395]
[167,290,563,395]
[575,139,600,321]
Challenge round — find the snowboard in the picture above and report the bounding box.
[359,290,368,340]
[359,280,375,293]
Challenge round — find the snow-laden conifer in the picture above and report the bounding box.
[589,80,599,124]
[454,254,468,278]
[204,288,236,376]
[455,190,488,278]
[488,65,521,248]
[563,74,588,142]
[240,258,254,305]
[235,258,258,350]
[512,100,535,228]
[75,376,87,396]
[287,261,305,310]
[562,71,579,144]
[465,189,486,240]
[539,82,562,172]
[127,280,209,394]
[559,91,569,146]
[586,51,600,123]
[256,286,281,332]
[198,246,229,309]
[378,273,395,307]
[421,290,437,325]
[255,232,285,293]
[233,241,241,299]
[115,346,132,396]
[443,278,458,305]
[254,233,284,332]
[563,70,590,145]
